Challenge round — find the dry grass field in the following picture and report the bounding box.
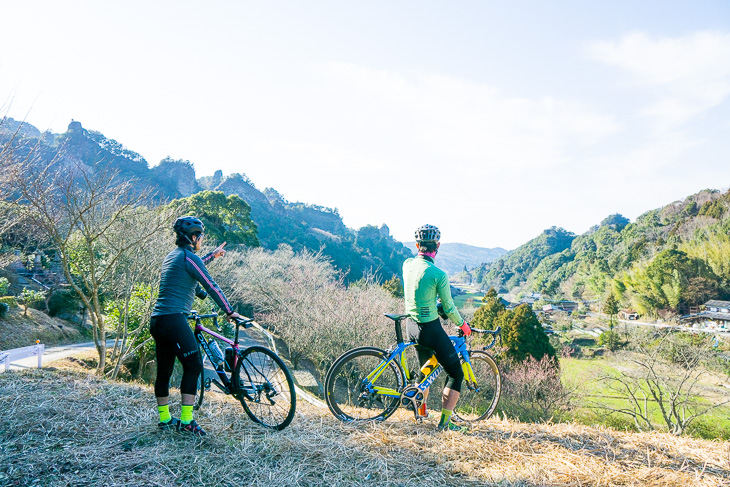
[1,356,729,487]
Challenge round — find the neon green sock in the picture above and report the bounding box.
[181,405,194,424]
[439,408,453,426]
[158,404,171,423]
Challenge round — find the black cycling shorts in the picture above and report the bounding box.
[150,313,202,397]
[406,318,464,393]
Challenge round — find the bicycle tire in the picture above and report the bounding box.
[233,346,296,430]
[452,350,501,422]
[324,347,405,422]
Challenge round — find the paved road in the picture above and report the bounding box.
[583,313,730,337]
[2,341,114,372]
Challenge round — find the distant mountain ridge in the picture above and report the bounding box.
[0,119,412,281]
[404,242,507,275]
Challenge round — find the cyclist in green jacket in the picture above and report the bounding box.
[403,224,472,432]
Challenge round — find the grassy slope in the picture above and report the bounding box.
[561,355,730,439]
[453,291,484,309]
[0,306,88,350]
[2,361,729,487]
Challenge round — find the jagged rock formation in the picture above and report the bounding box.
[150,158,199,197]
[1,119,413,281]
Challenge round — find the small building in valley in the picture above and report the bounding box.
[619,309,640,321]
[680,299,730,331]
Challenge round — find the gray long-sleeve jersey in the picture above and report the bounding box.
[151,246,233,317]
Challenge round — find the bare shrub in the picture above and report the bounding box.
[595,329,730,435]
[216,245,400,379]
[8,156,177,374]
[498,355,571,422]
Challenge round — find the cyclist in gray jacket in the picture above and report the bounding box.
[150,216,242,436]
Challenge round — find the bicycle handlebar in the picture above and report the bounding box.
[188,310,254,329]
[457,325,501,350]
[232,316,254,329]
[471,325,501,335]
[188,311,218,320]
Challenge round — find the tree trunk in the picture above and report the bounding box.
[92,310,106,374]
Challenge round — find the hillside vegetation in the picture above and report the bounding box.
[473,189,730,316]
[0,119,411,281]
[0,305,87,350]
[2,365,729,486]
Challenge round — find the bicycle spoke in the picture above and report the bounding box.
[453,351,501,422]
[325,347,403,422]
[235,346,296,430]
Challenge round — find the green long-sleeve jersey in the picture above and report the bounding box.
[403,255,463,325]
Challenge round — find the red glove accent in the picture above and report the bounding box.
[459,321,472,336]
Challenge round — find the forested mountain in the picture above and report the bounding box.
[404,242,507,276]
[475,227,575,291]
[471,191,730,317]
[0,119,412,281]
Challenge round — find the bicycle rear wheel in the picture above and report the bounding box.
[324,347,405,422]
[233,346,296,430]
[452,351,501,422]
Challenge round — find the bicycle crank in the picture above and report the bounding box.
[400,385,424,421]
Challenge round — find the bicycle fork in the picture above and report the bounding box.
[461,360,479,392]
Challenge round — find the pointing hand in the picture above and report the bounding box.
[213,242,227,259]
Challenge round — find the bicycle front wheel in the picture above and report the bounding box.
[233,346,296,430]
[453,350,501,422]
[324,347,405,422]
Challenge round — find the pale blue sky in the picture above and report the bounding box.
[2,1,729,248]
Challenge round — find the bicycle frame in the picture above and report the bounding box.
[190,311,251,395]
[364,335,477,399]
[360,312,500,411]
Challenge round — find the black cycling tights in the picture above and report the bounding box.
[150,313,202,397]
[406,318,464,393]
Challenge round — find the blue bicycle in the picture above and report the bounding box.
[324,313,501,423]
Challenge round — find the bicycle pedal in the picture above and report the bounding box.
[204,378,212,391]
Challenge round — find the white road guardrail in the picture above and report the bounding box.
[0,343,45,372]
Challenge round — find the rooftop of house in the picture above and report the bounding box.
[681,311,730,322]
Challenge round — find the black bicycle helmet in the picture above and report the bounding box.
[173,216,205,237]
[414,224,440,243]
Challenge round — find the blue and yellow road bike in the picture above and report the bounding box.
[324,314,501,423]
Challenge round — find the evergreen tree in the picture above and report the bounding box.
[472,287,505,329]
[381,276,404,299]
[178,190,259,247]
[603,292,619,329]
[499,304,556,363]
